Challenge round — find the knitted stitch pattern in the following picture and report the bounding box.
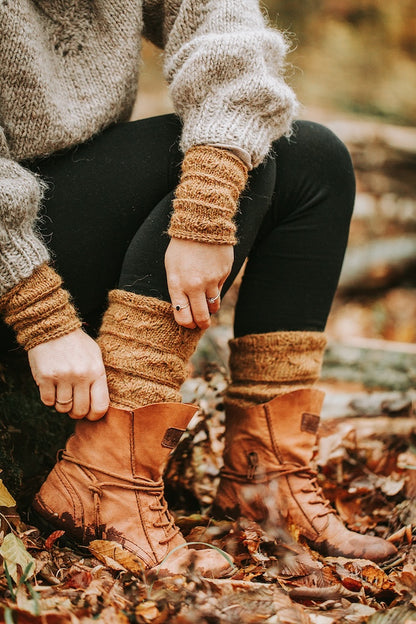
[0,1,297,296]
[0,263,82,350]
[225,331,327,408]
[97,290,202,410]
[169,146,248,245]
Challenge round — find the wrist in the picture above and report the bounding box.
[168,145,248,246]
[0,263,82,350]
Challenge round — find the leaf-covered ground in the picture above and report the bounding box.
[0,368,415,624]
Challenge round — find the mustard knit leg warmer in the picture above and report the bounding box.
[97,290,202,410]
[225,331,327,409]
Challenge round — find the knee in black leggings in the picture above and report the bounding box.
[273,120,356,224]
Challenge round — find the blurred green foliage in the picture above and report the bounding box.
[265,0,416,123]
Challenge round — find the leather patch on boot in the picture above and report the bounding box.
[301,412,320,434]
[161,427,186,449]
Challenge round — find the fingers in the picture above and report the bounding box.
[169,281,196,329]
[38,379,56,407]
[53,375,109,421]
[56,371,109,420]
[170,280,213,330]
[87,374,110,421]
[206,286,221,315]
[69,381,90,419]
[55,382,74,414]
[170,283,222,329]
[165,239,232,330]
[188,292,211,330]
[28,330,110,421]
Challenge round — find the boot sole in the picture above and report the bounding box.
[31,508,235,579]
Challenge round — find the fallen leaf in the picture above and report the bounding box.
[135,600,160,623]
[375,474,406,496]
[63,569,92,589]
[44,530,65,551]
[0,533,35,583]
[390,563,416,595]
[368,605,416,623]
[89,540,146,576]
[344,559,393,591]
[0,480,16,508]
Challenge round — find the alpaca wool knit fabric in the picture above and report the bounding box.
[0,263,81,350]
[169,145,249,245]
[0,0,297,298]
[97,289,202,409]
[225,331,327,408]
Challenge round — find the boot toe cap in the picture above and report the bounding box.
[156,547,234,578]
[351,536,398,563]
[313,533,398,563]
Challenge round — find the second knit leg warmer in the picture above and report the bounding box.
[225,331,327,409]
[97,290,202,410]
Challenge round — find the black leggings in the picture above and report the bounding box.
[0,115,355,352]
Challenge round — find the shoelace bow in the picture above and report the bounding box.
[61,451,180,545]
[221,463,336,520]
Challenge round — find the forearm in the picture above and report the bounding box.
[0,263,82,350]
[168,145,248,245]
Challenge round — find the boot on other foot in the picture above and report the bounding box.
[212,389,397,563]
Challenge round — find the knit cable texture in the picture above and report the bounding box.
[225,331,327,408]
[0,263,82,350]
[0,0,297,295]
[168,145,248,245]
[97,290,202,410]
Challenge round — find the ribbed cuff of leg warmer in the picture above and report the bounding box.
[97,290,202,410]
[225,331,327,408]
[168,145,248,245]
[0,263,82,350]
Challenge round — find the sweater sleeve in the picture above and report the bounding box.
[0,128,50,297]
[149,0,298,169]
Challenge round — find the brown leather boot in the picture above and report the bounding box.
[33,403,232,577]
[213,389,397,563]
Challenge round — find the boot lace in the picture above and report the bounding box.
[62,451,180,545]
[221,462,336,521]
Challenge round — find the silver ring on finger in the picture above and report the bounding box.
[172,302,190,312]
[207,293,220,304]
[55,398,73,406]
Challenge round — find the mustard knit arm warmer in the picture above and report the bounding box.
[0,263,82,350]
[168,146,248,245]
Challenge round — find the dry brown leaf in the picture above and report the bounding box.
[44,530,65,551]
[374,474,406,496]
[367,605,416,623]
[80,605,130,623]
[390,562,416,594]
[335,494,377,532]
[288,582,359,601]
[344,560,393,590]
[317,424,357,467]
[63,568,92,589]
[89,540,146,575]
[135,600,160,623]
[0,480,16,508]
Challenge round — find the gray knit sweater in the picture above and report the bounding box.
[0,0,298,297]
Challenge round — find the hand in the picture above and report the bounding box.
[28,328,109,420]
[165,238,233,329]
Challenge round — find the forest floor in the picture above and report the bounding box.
[0,365,415,624]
